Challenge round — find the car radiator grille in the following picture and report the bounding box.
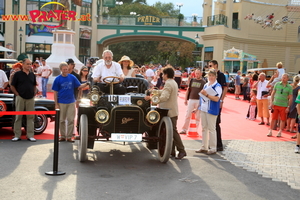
[114,110,140,133]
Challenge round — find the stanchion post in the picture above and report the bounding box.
[45,109,66,176]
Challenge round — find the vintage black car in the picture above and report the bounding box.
[0,93,55,134]
[77,76,173,163]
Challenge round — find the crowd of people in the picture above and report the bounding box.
[1,52,299,154]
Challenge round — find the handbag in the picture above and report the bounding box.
[261,91,269,96]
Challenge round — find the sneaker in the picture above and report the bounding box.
[294,146,300,153]
[179,130,186,134]
[27,137,36,142]
[207,150,217,155]
[12,137,21,142]
[195,149,208,153]
[67,138,74,143]
[267,130,272,137]
[276,131,282,137]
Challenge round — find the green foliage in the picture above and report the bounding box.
[178,13,184,20]
[108,1,178,16]
[110,41,160,65]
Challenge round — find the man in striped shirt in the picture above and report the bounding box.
[268,73,292,137]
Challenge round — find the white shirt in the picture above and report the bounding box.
[145,68,155,78]
[256,80,269,100]
[92,61,124,82]
[41,64,52,77]
[0,70,8,88]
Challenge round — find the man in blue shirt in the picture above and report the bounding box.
[52,62,88,142]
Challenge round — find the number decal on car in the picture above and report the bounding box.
[108,95,118,102]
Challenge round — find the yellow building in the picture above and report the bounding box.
[202,0,300,73]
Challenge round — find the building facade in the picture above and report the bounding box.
[202,0,300,73]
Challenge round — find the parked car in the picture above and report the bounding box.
[180,77,189,89]
[0,58,18,77]
[77,77,173,163]
[0,93,55,134]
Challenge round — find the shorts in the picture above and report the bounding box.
[271,105,288,121]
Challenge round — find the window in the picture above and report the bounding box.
[0,0,4,16]
[80,1,92,26]
[25,43,52,54]
[79,38,90,57]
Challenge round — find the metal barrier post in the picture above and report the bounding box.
[45,109,66,176]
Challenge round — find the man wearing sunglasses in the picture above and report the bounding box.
[268,73,292,137]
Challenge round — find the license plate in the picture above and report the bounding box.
[118,95,131,105]
[111,133,142,142]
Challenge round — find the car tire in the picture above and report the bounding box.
[78,114,88,162]
[157,116,173,163]
[21,113,48,135]
[34,114,48,135]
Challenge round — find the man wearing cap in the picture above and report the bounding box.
[66,58,81,100]
[40,59,52,98]
[92,50,126,94]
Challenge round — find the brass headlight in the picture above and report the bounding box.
[95,109,109,124]
[151,95,160,105]
[146,110,160,124]
[88,86,101,105]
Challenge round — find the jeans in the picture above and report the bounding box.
[42,77,48,97]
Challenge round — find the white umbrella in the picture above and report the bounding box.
[0,46,15,52]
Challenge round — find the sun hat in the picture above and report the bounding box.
[118,55,134,67]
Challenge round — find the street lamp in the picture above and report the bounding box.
[194,34,200,67]
[116,1,123,25]
[192,13,198,22]
[19,26,23,55]
[176,3,183,26]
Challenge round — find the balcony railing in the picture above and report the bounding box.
[207,14,227,27]
[97,15,203,27]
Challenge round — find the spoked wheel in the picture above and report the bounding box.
[34,114,48,135]
[78,114,88,162]
[157,116,173,163]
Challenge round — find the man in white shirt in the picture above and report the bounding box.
[92,50,125,94]
[40,59,52,98]
[145,65,155,86]
[0,69,8,93]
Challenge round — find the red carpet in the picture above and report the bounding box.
[0,91,297,142]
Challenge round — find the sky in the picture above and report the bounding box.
[146,0,204,18]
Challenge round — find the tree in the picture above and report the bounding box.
[110,41,160,65]
[157,41,195,68]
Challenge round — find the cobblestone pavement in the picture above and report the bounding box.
[220,140,300,190]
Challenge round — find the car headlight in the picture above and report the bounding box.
[79,98,91,107]
[95,109,109,124]
[146,110,160,124]
[151,95,160,105]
